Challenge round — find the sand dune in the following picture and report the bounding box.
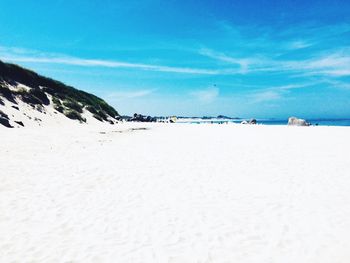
[0,92,114,128]
[1,124,350,262]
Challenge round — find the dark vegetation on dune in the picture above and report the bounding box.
[0,60,119,124]
[0,109,13,127]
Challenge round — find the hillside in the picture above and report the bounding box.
[0,60,119,128]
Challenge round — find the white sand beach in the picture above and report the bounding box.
[1,123,350,262]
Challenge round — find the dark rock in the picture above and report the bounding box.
[241,119,257,124]
[249,119,257,124]
[11,105,19,110]
[130,113,156,122]
[120,115,132,121]
[217,115,240,120]
[217,115,229,119]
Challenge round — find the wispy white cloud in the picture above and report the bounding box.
[321,79,350,90]
[285,40,313,50]
[190,87,219,103]
[248,82,318,103]
[250,90,282,102]
[278,23,350,42]
[217,21,350,52]
[0,46,220,75]
[1,55,219,75]
[199,47,350,77]
[275,51,350,77]
[106,89,156,99]
[198,48,253,73]
[271,83,313,91]
[2,44,350,78]
[206,21,350,77]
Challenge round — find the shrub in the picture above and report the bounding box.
[96,110,108,121]
[15,88,48,106]
[15,87,28,94]
[86,105,98,114]
[0,109,9,119]
[99,101,118,118]
[18,91,43,105]
[0,86,17,103]
[52,97,61,105]
[63,109,86,122]
[0,110,12,128]
[87,105,109,121]
[29,88,49,105]
[54,104,64,113]
[92,113,103,122]
[62,99,83,113]
[0,117,13,128]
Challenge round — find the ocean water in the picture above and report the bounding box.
[258,119,350,126]
[177,118,350,126]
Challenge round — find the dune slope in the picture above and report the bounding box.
[0,60,119,128]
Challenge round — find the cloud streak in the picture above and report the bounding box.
[106,89,156,99]
[2,42,350,78]
[199,47,350,77]
[198,48,253,73]
[190,87,219,103]
[1,54,219,75]
[248,82,319,103]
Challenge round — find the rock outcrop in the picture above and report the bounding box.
[288,117,310,126]
[249,119,257,124]
[130,113,157,122]
[241,118,257,125]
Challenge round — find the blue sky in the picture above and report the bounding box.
[1,0,350,118]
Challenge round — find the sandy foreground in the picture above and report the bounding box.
[1,123,350,263]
